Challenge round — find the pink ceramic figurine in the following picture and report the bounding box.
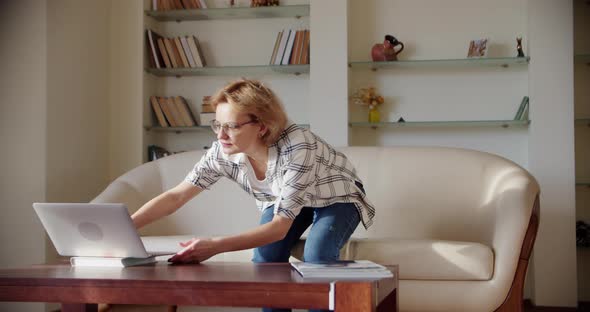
[371,35,404,62]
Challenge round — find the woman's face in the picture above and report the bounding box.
[214,102,264,155]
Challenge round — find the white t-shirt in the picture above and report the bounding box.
[244,157,277,196]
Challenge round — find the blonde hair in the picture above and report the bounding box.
[210,78,288,146]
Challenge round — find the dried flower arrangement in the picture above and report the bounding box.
[351,87,384,110]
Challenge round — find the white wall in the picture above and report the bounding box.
[0,1,46,311]
[0,1,112,311]
[347,0,529,166]
[309,0,349,146]
[527,0,577,307]
[46,0,111,204]
[109,0,144,180]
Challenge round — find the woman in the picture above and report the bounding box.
[131,78,375,312]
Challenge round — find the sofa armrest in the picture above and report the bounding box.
[489,171,539,294]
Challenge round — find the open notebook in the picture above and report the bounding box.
[33,203,181,267]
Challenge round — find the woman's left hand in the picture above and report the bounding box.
[168,237,220,264]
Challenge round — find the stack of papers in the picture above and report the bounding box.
[291,260,393,279]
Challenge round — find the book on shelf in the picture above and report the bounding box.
[281,29,297,65]
[200,96,215,125]
[291,260,393,280]
[156,97,177,127]
[193,36,207,66]
[147,33,206,69]
[200,112,215,126]
[146,29,166,69]
[173,37,190,68]
[163,38,180,68]
[148,145,184,161]
[520,100,529,121]
[300,30,310,64]
[154,0,205,10]
[151,96,197,127]
[275,29,291,65]
[180,0,196,9]
[171,38,185,68]
[290,30,303,65]
[172,0,184,10]
[187,36,206,67]
[269,30,283,65]
[70,255,157,267]
[180,36,197,68]
[150,96,169,127]
[270,29,310,66]
[514,96,529,120]
[156,38,172,68]
[164,97,183,126]
[174,96,197,126]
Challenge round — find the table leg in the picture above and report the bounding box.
[376,287,398,312]
[61,303,98,312]
[334,282,373,312]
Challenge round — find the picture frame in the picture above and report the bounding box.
[467,38,488,58]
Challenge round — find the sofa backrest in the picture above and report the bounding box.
[94,146,539,246]
[340,146,538,245]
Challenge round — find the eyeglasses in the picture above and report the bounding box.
[210,119,258,135]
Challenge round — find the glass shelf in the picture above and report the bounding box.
[145,64,309,77]
[145,5,309,21]
[574,54,590,64]
[145,124,310,133]
[575,118,590,126]
[348,57,530,70]
[349,120,531,129]
[145,126,212,134]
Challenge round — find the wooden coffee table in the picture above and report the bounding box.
[0,262,398,312]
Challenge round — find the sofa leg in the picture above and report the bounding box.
[167,305,178,312]
[495,259,527,311]
[496,195,539,312]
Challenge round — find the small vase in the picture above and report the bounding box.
[368,106,380,123]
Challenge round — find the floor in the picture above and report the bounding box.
[524,300,590,312]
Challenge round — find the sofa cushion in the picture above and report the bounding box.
[352,239,494,281]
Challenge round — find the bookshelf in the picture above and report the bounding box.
[142,2,310,161]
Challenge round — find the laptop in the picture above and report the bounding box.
[33,203,174,258]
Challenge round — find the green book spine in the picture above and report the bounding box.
[520,100,529,121]
[514,96,529,120]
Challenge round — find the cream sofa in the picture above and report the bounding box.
[93,146,540,312]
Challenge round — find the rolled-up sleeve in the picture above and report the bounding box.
[274,142,316,220]
[184,142,224,190]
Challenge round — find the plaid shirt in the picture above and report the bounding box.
[185,124,375,229]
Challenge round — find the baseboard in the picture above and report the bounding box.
[524,299,589,312]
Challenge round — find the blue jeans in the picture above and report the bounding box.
[252,200,361,312]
